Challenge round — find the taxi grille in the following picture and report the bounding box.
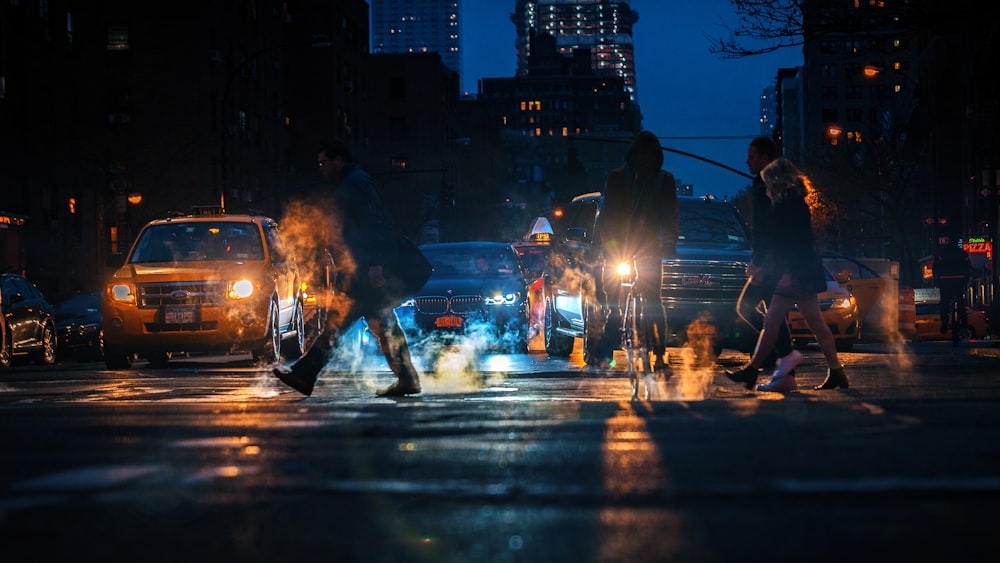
[137,281,226,309]
[415,295,484,315]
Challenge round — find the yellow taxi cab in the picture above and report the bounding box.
[102,208,305,368]
[913,297,991,342]
[512,217,554,351]
[786,269,859,351]
[822,253,887,336]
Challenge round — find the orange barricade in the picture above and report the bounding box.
[898,285,916,338]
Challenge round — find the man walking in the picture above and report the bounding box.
[727,136,796,389]
[273,140,424,397]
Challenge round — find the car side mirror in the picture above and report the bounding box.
[836,268,852,284]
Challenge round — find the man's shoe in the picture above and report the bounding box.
[755,373,798,392]
[725,365,761,390]
[273,365,317,396]
[814,367,849,390]
[377,380,421,397]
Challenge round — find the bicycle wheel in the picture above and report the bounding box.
[622,289,640,400]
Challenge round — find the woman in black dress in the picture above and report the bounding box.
[726,158,848,392]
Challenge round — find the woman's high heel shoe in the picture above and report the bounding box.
[814,367,849,390]
[755,372,797,392]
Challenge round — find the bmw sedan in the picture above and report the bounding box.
[397,242,531,353]
[54,291,104,361]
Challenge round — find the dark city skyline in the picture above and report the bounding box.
[461,0,802,199]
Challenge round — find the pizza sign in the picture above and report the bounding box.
[962,237,992,260]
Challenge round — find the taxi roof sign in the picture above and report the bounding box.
[526,217,553,242]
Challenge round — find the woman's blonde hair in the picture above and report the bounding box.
[762,157,808,204]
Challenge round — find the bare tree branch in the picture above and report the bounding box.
[705,0,804,59]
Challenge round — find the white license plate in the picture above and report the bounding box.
[165,307,196,324]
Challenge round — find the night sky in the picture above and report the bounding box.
[461,0,803,200]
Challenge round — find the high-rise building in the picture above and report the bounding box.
[511,0,639,101]
[370,0,462,80]
[759,85,777,138]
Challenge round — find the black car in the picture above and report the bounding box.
[54,291,104,361]
[397,242,531,353]
[1,272,58,367]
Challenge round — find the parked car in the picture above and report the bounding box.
[102,208,305,369]
[785,254,892,348]
[543,194,757,362]
[786,269,860,351]
[397,241,531,353]
[513,216,555,349]
[821,252,888,337]
[1,272,57,367]
[54,291,104,360]
[914,301,991,342]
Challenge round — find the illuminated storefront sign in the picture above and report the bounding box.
[962,237,992,259]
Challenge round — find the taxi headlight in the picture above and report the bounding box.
[485,292,519,306]
[109,283,135,304]
[228,279,255,300]
[829,296,855,309]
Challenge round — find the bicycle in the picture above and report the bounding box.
[616,257,654,400]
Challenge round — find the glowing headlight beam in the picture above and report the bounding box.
[228,279,255,300]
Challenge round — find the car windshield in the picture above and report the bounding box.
[421,246,520,277]
[130,222,264,263]
[676,198,749,246]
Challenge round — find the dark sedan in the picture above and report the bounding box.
[397,242,531,353]
[54,291,104,360]
[1,272,58,367]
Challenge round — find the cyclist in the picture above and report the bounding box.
[596,131,679,371]
[933,237,973,333]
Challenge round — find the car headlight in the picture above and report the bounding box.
[616,262,632,277]
[828,296,855,309]
[109,283,135,304]
[228,279,255,300]
[485,292,520,306]
[399,297,416,308]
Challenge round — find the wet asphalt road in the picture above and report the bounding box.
[1,339,1000,562]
